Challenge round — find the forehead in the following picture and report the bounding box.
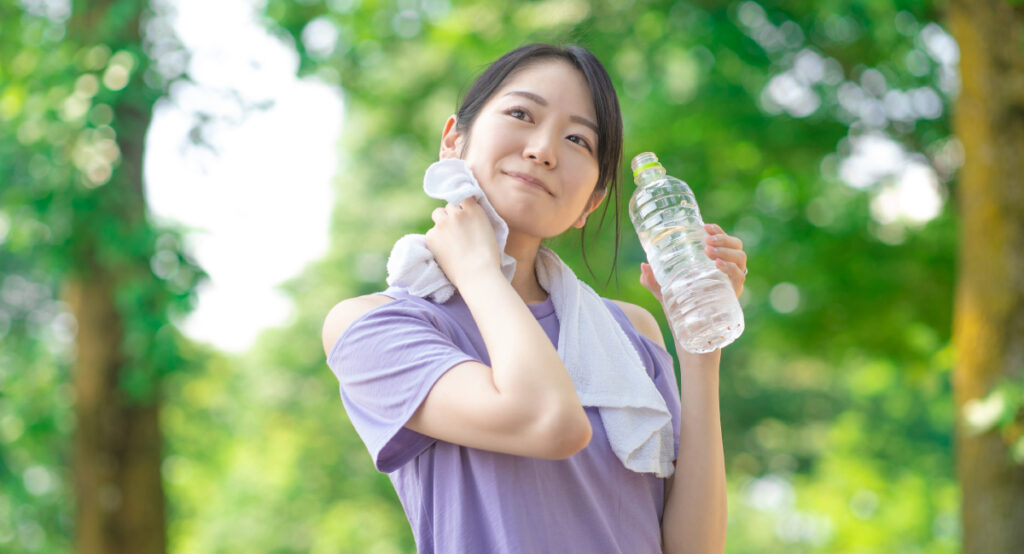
[492,59,596,117]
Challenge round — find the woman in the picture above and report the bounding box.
[322,43,747,553]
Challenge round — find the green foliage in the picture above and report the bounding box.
[0,283,75,553]
[2,0,967,552]
[1,0,203,551]
[962,373,1024,464]
[160,0,956,552]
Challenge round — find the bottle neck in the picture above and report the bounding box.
[635,166,666,187]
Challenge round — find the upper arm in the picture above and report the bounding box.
[612,300,667,350]
[326,295,589,462]
[321,294,395,357]
[662,468,678,550]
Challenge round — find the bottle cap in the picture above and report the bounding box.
[631,152,662,178]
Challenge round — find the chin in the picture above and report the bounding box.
[487,195,568,238]
[501,214,564,240]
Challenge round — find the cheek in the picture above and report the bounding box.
[572,159,601,195]
[464,159,490,189]
[462,142,506,185]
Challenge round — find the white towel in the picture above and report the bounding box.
[386,159,517,303]
[387,159,675,477]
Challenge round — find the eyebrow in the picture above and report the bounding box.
[502,90,599,136]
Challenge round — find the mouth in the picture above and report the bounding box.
[504,170,553,196]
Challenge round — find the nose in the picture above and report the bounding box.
[523,130,557,168]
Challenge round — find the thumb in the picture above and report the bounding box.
[640,263,665,304]
[640,263,660,292]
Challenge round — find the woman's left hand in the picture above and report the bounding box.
[639,223,747,302]
[702,223,747,298]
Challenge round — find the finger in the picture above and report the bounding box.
[640,262,654,283]
[705,245,748,268]
[449,198,475,215]
[431,207,447,223]
[715,259,746,294]
[714,258,744,280]
[705,232,743,250]
[716,256,744,274]
[638,262,652,283]
[453,198,485,217]
[703,222,725,236]
[639,263,663,300]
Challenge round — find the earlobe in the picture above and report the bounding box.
[439,115,460,160]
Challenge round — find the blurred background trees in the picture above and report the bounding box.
[948,0,1024,551]
[1,0,1020,552]
[2,0,203,552]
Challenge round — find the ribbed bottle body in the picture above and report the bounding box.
[629,168,744,353]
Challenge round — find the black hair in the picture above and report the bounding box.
[454,43,623,284]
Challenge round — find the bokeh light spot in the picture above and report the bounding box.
[770,282,800,313]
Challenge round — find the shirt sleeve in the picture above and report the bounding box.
[326,298,479,473]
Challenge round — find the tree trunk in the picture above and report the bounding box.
[949,0,1024,552]
[68,274,166,554]
[67,1,167,552]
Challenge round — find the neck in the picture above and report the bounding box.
[504,231,548,304]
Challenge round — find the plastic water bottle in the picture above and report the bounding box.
[629,152,744,353]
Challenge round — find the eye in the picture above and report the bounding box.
[568,135,594,153]
[505,106,532,122]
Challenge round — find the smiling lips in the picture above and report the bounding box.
[504,170,553,195]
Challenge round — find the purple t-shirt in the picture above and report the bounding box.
[328,286,682,553]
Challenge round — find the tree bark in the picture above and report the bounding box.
[68,275,166,554]
[949,0,1024,552]
[67,1,167,552]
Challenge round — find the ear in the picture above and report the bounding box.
[572,189,607,229]
[439,115,462,160]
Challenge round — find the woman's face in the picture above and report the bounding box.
[441,59,604,239]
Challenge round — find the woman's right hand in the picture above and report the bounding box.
[425,196,503,289]
[640,262,664,305]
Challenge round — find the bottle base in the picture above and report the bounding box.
[675,321,744,354]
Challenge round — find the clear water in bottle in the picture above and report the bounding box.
[629,152,744,353]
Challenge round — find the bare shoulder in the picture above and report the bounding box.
[321,293,396,357]
[611,300,667,350]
